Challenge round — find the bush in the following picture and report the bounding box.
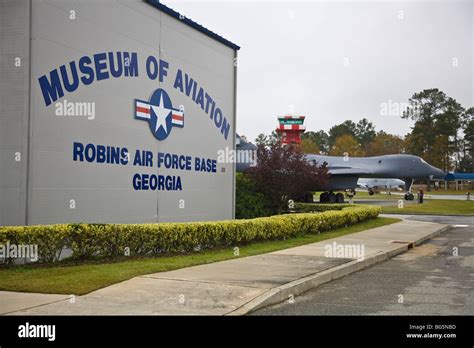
[236,172,275,218]
[0,205,380,265]
[294,202,353,212]
[0,225,68,264]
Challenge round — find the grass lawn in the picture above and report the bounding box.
[0,217,399,295]
[352,191,401,200]
[381,199,474,215]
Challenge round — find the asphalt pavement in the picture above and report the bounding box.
[384,214,474,226]
[357,190,472,201]
[389,192,472,201]
[252,221,474,315]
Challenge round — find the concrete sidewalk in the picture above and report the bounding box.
[1,219,449,316]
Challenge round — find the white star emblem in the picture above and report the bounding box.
[151,92,171,134]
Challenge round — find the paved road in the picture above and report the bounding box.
[391,214,474,226]
[252,223,474,315]
[380,214,474,227]
[388,192,472,201]
[353,189,472,201]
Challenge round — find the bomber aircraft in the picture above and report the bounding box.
[305,154,445,203]
[357,178,405,195]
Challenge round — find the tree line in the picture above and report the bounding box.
[300,88,473,173]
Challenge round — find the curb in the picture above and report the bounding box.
[227,224,451,316]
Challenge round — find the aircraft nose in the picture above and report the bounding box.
[429,165,445,179]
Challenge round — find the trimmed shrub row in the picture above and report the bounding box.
[294,202,353,212]
[0,205,380,265]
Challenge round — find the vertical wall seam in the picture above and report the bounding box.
[232,50,238,219]
[25,0,33,225]
[156,11,162,223]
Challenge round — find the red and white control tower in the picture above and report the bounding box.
[276,115,306,144]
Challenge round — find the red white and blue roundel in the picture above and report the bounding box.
[134,88,184,141]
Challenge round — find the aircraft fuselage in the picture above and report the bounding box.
[305,153,445,191]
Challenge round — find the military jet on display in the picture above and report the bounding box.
[305,154,445,203]
[357,178,405,195]
[235,137,445,203]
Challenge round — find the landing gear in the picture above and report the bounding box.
[404,178,415,201]
[303,192,314,203]
[368,189,375,196]
[320,192,329,203]
[319,191,344,203]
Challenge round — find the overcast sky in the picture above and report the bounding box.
[164,0,473,142]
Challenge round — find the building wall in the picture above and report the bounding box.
[1,0,236,225]
[0,0,31,226]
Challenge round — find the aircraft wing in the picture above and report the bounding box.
[327,166,372,176]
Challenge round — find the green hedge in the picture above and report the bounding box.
[0,205,380,265]
[294,202,353,212]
